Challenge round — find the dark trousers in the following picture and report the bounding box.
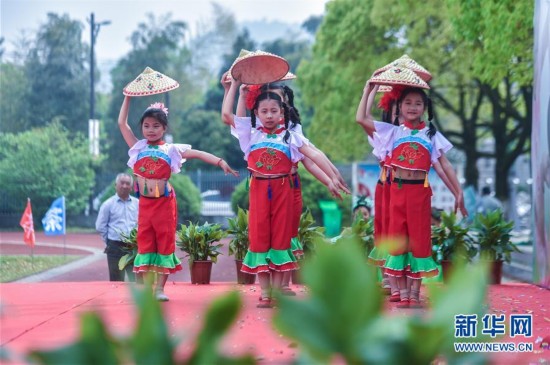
[105,239,135,282]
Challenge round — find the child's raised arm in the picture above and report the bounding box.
[181,149,239,177]
[118,96,139,148]
[355,81,379,136]
[221,77,242,127]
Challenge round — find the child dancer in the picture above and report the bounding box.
[357,82,457,308]
[118,96,238,301]
[222,77,344,308]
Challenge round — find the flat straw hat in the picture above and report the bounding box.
[123,67,179,96]
[230,50,289,85]
[374,54,432,82]
[369,66,430,89]
[279,71,297,81]
[224,49,252,84]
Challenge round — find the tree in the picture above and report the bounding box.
[0,63,29,133]
[298,0,391,161]
[104,13,191,174]
[23,13,89,134]
[0,121,95,219]
[446,0,533,200]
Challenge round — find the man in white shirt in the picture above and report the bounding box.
[95,173,139,281]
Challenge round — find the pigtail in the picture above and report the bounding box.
[251,113,257,128]
[282,103,291,143]
[426,98,437,138]
[427,122,437,138]
[393,103,400,126]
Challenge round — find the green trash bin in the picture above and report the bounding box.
[319,200,342,237]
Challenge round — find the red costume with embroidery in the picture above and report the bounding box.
[232,117,308,274]
[374,120,452,278]
[127,139,191,274]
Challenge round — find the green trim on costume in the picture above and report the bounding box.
[290,237,303,251]
[267,248,298,266]
[368,247,388,262]
[243,248,298,268]
[242,251,269,269]
[134,252,181,269]
[383,253,412,271]
[409,255,439,274]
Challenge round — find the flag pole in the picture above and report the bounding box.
[63,196,67,257]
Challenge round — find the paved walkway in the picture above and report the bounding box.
[0,232,240,283]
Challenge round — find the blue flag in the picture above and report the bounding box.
[42,196,65,235]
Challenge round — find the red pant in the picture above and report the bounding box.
[387,182,432,258]
[248,176,294,252]
[137,192,177,255]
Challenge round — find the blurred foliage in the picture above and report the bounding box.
[230,178,249,213]
[0,121,96,219]
[27,286,254,365]
[274,239,489,364]
[332,216,374,258]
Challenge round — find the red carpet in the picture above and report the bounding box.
[1,282,549,364]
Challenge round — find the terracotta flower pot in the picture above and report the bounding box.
[190,260,213,284]
[484,260,503,284]
[235,260,256,284]
[440,259,453,283]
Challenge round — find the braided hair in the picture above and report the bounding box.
[250,91,292,143]
[394,87,436,138]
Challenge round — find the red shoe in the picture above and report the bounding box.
[389,293,401,302]
[409,298,424,309]
[257,297,273,308]
[396,299,410,308]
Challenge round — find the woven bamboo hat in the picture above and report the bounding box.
[224,49,252,84]
[369,66,430,89]
[374,54,432,82]
[230,50,289,85]
[123,67,179,96]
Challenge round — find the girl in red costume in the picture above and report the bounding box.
[222,77,344,308]
[358,82,462,308]
[118,96,238,301]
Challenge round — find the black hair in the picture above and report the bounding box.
[250,91,291,143]
[261,82,301,130]
[481,186,491,195]
[353,196,372,213]
[140,108,168,128]
[394,87,436,138]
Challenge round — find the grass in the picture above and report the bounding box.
[0,255,83,282]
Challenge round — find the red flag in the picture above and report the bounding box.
[20,198,35,247]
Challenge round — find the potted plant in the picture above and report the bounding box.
[292,209,326,284]
[431,212,477,282]
[226,207,256,284]
[472,210,519,284]
[118,227,138,272]
[331,215,375,259]
[176,221,227,284]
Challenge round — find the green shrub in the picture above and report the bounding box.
[230,179,249,213]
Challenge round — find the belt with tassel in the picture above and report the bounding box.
[134,175,171,198]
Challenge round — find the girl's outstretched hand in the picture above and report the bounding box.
[455,192,468,217]
[335,178,351,195]
[219,160,239,177]
[326,181,343,200]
